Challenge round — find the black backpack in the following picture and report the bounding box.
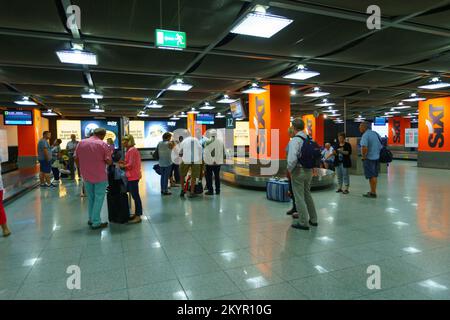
[377,134,393,163]
[294,135,322,169]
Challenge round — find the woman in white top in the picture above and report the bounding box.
[0,170,11,237]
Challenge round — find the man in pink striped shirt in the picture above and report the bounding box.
[75,128,112,230]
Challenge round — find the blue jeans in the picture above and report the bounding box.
[160,166,171,193]
[127,180,143,216]
[335,163,349,188]
[84,181,108,227]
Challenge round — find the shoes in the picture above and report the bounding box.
[162,191,172,196]
[91,222,108,230]
[363,192,377,198]
[309,220,318,227]
[128,216,142,224]
[48,183,57,188]
[180,191,185,197]
[292,212,299,219]
[336,189,343,193]
[40,184,47,188]
[205,191,214,195]
[87,221,92,226]
[286,208,296,215]
[342,190,349,194]
[291,224,309,230]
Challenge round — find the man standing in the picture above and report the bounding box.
[37,131,56,188]
[359,122,382,198]
[179,131,203,198]
[287,118,318,230]
[66,134,79,180]
[75,128,112,230]
[204,129,225,196]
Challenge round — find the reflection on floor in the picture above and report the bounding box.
[1,161,450,300]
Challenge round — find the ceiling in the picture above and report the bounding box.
[0,0,449,120]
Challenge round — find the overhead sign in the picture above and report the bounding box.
[155,29,186,50]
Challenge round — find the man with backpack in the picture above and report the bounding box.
[287,118,319,230]
[359,121,383,198]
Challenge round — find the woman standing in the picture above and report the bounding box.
[156,132,174,195]
[0,168,11,237]
[51,139,62,183]
[334,132,352,194]
[120,135,143,224]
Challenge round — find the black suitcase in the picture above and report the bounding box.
[107,191,130,224]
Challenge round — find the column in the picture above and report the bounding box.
[17,109,41,168]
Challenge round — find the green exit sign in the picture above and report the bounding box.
[155,29,186,50]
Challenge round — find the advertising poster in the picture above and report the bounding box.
[234,121,250,146]
[0,129,9,162]
[56,120,82,148]
[388,117,411,146]
[419,97,450,152]
[405,128,419,148]
[81,120,120,148]
[129,121,145,149]
[144,121,169,148]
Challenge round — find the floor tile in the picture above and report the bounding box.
[179,271,241,300]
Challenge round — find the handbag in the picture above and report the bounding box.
[153,164,161,175]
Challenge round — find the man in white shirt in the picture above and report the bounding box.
[287,118,318,230]
[179,133,203,198]
[203,129,225,195]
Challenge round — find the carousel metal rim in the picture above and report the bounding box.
[220,165,335,190]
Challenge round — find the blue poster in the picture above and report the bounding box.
[81,119,120,148]
[144,121,170,148]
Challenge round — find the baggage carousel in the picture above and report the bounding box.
[220,158,335,190]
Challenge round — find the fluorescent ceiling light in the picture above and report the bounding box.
[304,87,329,97]
[315,99,335,107]
[188,108,199,114]
[242,83,267,94]
[290,89,296,96]
[236,118,244,121]
[56,50,98,65]
[167,79,193,91]
[81,93,103,99]
[200,102,215,110]
[137,112,149,118]
[393,104,411,110]
[15,96,37,106]
[386,111,401,114]
[329,113,341,117]
[402,93,426,102]
[217,95,237,104]
[146,100,163,109]
[418,77,450,90]
[178,112,188,118]
[323,109,338,113]
[90,105,104,113]
[170,117,180,120]
[215,113,225,118]
[42,109,57,116]
[283,65,320,80]
[230,8,293,38]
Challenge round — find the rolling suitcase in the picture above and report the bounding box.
[266,178,290,202]
[107,192,130,224]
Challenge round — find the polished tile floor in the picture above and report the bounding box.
[1,160,450,300]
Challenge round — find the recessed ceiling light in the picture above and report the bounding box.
[402,93,426,102]
[315,99,335,107]
[230,6,293,38]
[418,77,450,90]
[167,79,193,91]
[304,87,329,97]
[217,95,237,104]
[393,102,411,110]
[290,89,296,96]
[242,83,267,94]
[170,116,180,120]
[14,96,37,106]
[56,49,98,65]
[215,112,225,118]
[283,65,320,80]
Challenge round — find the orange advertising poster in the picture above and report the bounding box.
[301,114,324,146]
[388,117,411,146]
[249,88,271,160]
[418,97,450,152]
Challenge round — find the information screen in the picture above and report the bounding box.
[374,117,387,126]
[196,114,214,125]
[3,110,33,125]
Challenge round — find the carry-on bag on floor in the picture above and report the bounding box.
[266,178,290,202]
[107,192,130,224]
